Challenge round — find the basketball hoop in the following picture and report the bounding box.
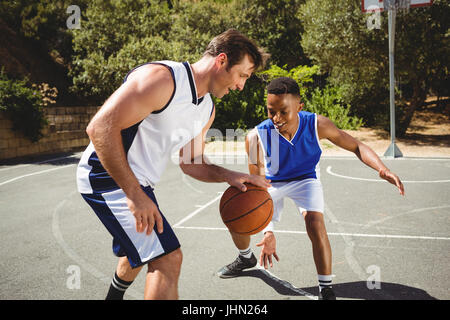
[384,0,411,12]
[362,0,432,12]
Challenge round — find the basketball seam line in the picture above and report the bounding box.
[234,203,274,235]
[223,198,273,223]
[220,189,266,212]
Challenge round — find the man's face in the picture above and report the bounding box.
[266,93,302,135]
[211,54,255,98]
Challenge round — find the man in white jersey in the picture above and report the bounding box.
[76,29,271,300]
[217,77,404,300]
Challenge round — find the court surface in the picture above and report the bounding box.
[0,152,449,300]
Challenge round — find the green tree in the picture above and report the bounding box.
[299,0,449,136]
[235,0,307,68]
[70,0,241,103]
[70,0,174,102]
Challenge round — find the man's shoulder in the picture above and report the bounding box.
[126,62,175,85]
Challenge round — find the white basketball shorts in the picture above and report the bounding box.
[263,178,324,233]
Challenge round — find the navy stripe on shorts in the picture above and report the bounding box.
[81,186,180,268]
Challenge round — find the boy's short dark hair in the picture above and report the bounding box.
[267,77,300,97]
[204,29,270,72]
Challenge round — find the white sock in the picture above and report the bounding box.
[318,274,333,292]
[239,246,252,259]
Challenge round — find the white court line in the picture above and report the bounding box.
[173,225,450,241]
[0,164,75,187]
[172,193,223,228]
[363,205,450,229]
[326,166,450,183]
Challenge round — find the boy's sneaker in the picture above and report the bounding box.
[319,287,336,300]
[217,254,257,278]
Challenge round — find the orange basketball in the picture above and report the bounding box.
[219,183,273,235]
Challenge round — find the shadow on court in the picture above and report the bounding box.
[234,269,437,300]
[0,151,82,167]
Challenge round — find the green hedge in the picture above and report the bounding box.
[0,70,47,142]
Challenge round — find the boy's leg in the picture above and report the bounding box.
[217,232,256,278]
[303,211,332,275]
[303,210,335,299]
[230,231,251,251]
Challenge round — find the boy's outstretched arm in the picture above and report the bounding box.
[317,115,405,196]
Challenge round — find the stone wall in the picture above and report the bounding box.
[0,106,100,160]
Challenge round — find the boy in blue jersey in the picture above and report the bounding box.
[217,77,404,300]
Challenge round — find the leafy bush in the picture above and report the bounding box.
[259,64,320,98]
[0,70,47,142]
[304,86,363,130]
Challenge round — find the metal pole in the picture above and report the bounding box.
[384,8,403,158]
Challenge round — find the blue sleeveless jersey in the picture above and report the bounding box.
[256,111,322,182]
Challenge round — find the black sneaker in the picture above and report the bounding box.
[319,287,336,300]
[217,254,257,278]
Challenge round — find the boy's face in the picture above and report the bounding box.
[267,93,303,135]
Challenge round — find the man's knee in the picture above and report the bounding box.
[169,248,183,269]
[148,248,183,276]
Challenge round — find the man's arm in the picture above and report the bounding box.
[317,115,405,195]
[245,128,265,176]
[179,108,271,191]
[86,64,174,234]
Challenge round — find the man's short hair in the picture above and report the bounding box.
[267,77,300,97]
[204,29,270,72]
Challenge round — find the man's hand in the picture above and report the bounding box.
[227,171,271,192]
[126,191,164,235]
[379,168,405,196]
[256,231,279,269]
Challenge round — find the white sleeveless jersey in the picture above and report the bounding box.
[77,61,214,194]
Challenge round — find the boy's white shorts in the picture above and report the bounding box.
[263,178,324,233]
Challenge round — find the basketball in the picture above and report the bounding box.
[219,183,273,235]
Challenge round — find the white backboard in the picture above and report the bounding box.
[362,0,433,12]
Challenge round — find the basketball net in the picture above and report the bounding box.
[384,0,411,12]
